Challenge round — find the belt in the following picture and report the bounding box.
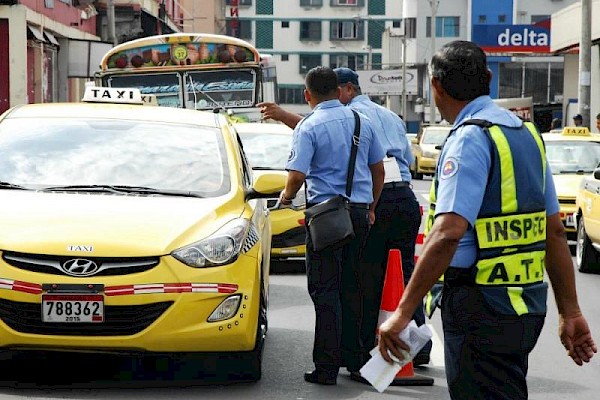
[306,202,370,209]
[349,203,370,209]
[383,181,410,189]
[444,267,476,287]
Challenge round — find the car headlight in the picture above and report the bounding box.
[172,218,250,268]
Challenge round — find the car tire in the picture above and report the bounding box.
[576,217,600,273]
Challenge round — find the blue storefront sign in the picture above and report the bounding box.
[472,24,551,53]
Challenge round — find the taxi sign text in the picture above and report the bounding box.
[561,127,591,136]
[82,87,143,104]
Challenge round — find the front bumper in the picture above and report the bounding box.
[0,254,262,354]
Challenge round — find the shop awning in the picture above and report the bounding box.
[44,31,60,46]
[27,25,46,42]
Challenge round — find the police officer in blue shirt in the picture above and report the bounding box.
[278,66,385,385]
[378,41,596,399]
[333,68,431,376]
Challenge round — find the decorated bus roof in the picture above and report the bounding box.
[98,33,261,73]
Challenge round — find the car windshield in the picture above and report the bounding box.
[0,117,230,197]
[546,141,600,174]
[422,128,450,145]
[239,132,292,169]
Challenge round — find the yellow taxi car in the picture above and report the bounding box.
[544,127,600,242]
[235,122,306,260]
[0,87,285,381]
[410,125,452,179]
[575,166,600,273]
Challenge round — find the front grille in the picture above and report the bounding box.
[0,298,172,336]
[559,199,576,205]
[272,226,306,248]
[2,252,159,277]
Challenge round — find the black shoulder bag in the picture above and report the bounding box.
[304,110,362,252]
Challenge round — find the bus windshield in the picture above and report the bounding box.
[95,33,277,118]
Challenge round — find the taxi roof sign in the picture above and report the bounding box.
[561,126,591,136]
[82,87,143,105]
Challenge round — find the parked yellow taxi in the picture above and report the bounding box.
[544,127,600,242]
[235,122,306,260]
[575,166,600,273]
[0,87,285,381]
[410,125,452,179]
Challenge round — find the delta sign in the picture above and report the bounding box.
[472,23,551,53]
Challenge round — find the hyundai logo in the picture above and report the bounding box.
[61,259,100,277]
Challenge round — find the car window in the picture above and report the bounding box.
[0,118,230,197]
[238,132,292,169]
[546,141,600,174]
[422,128,450,145]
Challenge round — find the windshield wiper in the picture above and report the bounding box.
[0,181,26,190]
[41,185,204,198]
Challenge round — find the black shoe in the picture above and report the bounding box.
[413,352,430,367]
[304,370,337,385]
[349,371,370,385]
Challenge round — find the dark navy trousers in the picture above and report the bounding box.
[360,185,429,360]
[442,283,546,399]
[305,206,370,375]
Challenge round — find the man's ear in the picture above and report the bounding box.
[431,77,444,96]
[304,88,311,104]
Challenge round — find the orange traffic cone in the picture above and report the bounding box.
[379,249,433,386]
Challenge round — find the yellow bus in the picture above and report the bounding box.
[94,33,277,121]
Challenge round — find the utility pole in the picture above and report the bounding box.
[107,0,117,45]
[402,33,407,120]
[579,0,591,128]
[428,0,439,124]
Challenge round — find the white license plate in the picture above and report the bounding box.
[42,294,104,323]
[566,213,576,228]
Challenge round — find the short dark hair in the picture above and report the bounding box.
[305,66,338,98]
[596,113,600,120]
[430,40,490,101]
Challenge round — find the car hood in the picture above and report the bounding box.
[0,190,239,256]
[553,174,586,199]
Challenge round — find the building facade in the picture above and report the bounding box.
[0,0,184,115]
[225,0,579,131]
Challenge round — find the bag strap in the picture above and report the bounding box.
[346,110,361,197]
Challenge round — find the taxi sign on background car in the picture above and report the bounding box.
[82,87,144,105]
[561,127,591,136]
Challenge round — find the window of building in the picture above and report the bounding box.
[330,54,364,70]
[255,20,273,48]
[531,15,550,24]
[404,17,416,38]
[498,14,506,23]
[282,21,289,28]
[368,0,385,15]
[44,0,54,8]
[330,20,364,40]
[256,0,273,15]
[300,0,323,6]
[392,20,401,28]
[281,54,289,61]
[300,21,322,41]
[478,15,486,24]
[279,86,306,104]
[426,16,460,38]
[499,62,563,104]
[332,0,358,5]
[226,0,252,5]
[299,54,321,74]
[226,20,252,40]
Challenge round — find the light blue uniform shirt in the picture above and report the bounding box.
[286,99,385,204]
[348,95,413,182]
[435,95,560,268]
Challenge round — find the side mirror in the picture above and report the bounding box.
[594,168,600,180]
[246,171,286,200]
[411,137,419,144]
